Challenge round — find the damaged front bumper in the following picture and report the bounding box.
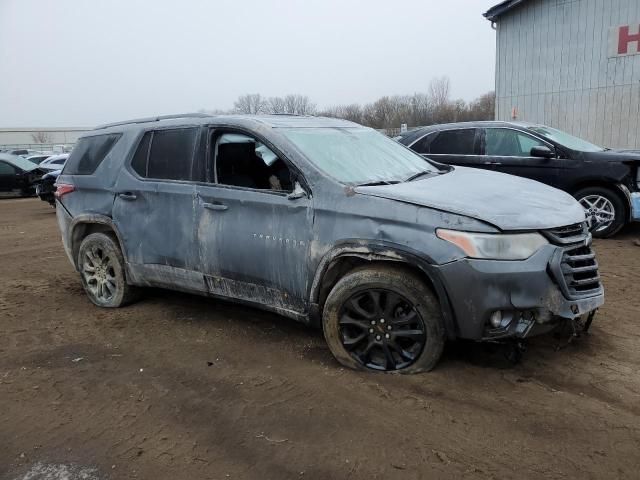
[434,244,604,341]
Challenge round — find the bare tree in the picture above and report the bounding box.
[233,94,266,114]
[338,104,364,124]
[428,76,451,109]
[202,82,493,131]
[284,94,316,115]
[466,91,496,121]
[31,131,52,144]
[265,96,286,114]
[264,94,316,115]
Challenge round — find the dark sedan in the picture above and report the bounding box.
[397,121,640,237]
[0,153,46,197]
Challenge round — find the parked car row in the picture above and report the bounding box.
[0,151,68,202]
[396,121,640,238]
[53,113,604,374]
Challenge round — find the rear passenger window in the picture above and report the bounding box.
[429,129,477,155]
[63,133,121,174]
[131,128,198,181]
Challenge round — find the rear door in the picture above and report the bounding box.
[112,127,204,291]
[480,127,561,186]
[418,128,491,170]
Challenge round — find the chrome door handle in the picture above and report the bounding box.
[118,192,137,201]
[203,202,228,211]
[484,161,502,165]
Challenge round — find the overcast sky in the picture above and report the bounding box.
[0,0,499,127]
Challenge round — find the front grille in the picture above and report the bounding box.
[542,222,588,245]
[560,245,601,296]
[544,223,603,299]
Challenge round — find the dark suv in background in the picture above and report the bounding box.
[55,114,602,373]
[397,121,640,237]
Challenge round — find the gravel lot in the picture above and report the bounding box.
[1,198,640,479]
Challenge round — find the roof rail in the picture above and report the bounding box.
[94,113,212,130]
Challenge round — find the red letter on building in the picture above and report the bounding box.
[618,25,640,55]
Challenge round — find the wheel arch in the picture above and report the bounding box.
[570,180,630,219]
[69,214,128,270]
[309,242,457,339]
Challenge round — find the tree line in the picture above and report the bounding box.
[200,77,495,130]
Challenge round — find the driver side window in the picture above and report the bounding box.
[484,128,547,157]
[213,133,294,192]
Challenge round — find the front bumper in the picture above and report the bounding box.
[630,192,640,221]
[434,244,604,341]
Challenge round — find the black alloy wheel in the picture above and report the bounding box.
[338,289,426,371]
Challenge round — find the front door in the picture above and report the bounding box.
[112,127,204,291]
[480,127,561,187]
[195,130,313,315]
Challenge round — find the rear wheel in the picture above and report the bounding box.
[322,265,445,374]
[575,187,626,238]
[77,232,139,307]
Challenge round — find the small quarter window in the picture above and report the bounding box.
[131,132,152,177]
[430,129,477,155]
[410,134,433,154]
[63,133,121,174]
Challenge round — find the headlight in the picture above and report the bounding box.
[436,229,548,260]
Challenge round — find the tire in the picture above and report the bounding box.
[322,265,445,374]
[574,187,626,238]
[77,232,140,308]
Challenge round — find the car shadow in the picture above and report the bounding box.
[137,287,581,373]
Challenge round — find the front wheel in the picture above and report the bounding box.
[575,187,626,238]
[322,265,445,374]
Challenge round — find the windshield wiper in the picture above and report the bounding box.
[404,170,436,182]
[356,180,400,187]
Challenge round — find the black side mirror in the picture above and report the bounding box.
[530,146,555,158]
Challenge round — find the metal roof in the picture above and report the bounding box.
[484,0,531,22]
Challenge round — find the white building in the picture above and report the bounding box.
[485,0,640,149]
[0,127,89,149]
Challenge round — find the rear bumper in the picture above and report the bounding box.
[56,201,75,267]
[434,245,604,341]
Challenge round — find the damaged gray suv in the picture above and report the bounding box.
[55,114,604,373]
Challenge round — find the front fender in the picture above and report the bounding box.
[308,241,458,339]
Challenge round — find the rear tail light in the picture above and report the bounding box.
[54,183,75,199]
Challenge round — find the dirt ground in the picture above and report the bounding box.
[1,198,639,480]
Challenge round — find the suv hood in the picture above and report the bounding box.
[355,167,585,230]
